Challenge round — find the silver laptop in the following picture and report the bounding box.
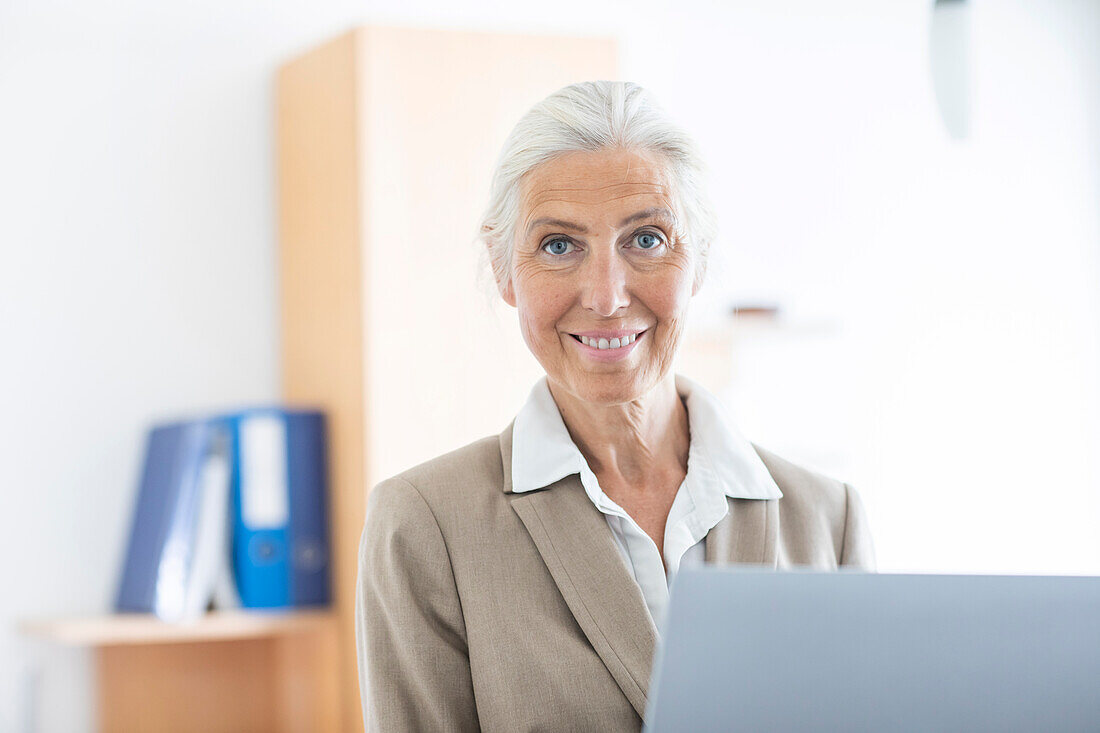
[644,566,1100,732]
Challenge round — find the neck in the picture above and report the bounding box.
[547,374,690,488]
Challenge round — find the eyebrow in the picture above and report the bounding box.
[525,218,589,236]
[618,207,676,228]
[525,207,676,237]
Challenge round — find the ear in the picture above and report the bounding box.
[486,238,518,307]
[691,255,707,297]
[499,276,517,308]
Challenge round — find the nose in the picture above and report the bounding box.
[579,247,630,317]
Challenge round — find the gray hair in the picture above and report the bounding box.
[478,80,719,294]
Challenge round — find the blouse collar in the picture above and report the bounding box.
[510,374,782,501]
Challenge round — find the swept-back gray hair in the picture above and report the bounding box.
[478,80,718,295]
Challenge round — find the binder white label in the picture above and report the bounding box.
[240,415,289,529]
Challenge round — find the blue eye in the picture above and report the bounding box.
[634,232,663,250]
[542,239,574,256]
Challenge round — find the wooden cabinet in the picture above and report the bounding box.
[276,26,617,732]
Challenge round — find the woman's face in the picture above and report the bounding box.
[501,147,698,406]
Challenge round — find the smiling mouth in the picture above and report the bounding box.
[569,330,647,350]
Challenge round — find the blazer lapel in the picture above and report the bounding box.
[501,424,657,720]
[498,424,780,718]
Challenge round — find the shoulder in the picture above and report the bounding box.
[752,443,851,520]
[367,434,503,517]
[753,444,875,568]
[394,433,503,495]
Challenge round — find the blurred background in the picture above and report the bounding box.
[2,0,1098,731]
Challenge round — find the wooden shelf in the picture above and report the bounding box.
[21,608,335,646]
[23,608,342,732]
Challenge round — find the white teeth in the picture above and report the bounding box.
[578,333,640,350]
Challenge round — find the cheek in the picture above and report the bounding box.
[648,266,695,319]
[517,280,573,343]
[647,272,694,365]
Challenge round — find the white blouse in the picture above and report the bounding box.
[509,374,782,632]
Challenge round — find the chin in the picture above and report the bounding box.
[564,371,653,406]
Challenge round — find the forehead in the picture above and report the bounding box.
[518,148,678,226]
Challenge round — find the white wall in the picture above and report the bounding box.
[675,0,1100,577]
[1,1,1097,730]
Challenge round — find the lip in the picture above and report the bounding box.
[570,328,647,340]
[567,329,647,362]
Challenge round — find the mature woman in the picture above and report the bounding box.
[356,81,875,732]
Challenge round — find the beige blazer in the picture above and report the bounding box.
[356,421,876,732]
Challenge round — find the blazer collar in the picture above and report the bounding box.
[500,421,780,720]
